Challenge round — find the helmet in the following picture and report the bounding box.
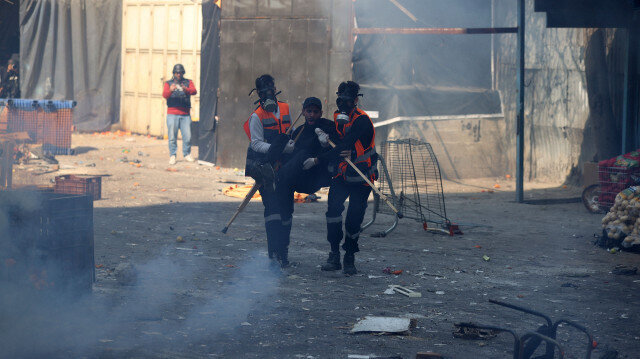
[172,64,185,74]
[336,81,361,100]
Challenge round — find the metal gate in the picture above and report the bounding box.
[120,0,202,137]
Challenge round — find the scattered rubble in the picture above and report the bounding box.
[452,323,498,340]
[114,262,137,286]
[612,265,637,276]
[351,316,416,335]
[388,285,421,298]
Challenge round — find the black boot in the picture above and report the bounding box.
[268,246,276,259]
[321,251,341,271]
[343,252,357,275]
[278,247,290,268]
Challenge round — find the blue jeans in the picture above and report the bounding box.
[166,114,191,156]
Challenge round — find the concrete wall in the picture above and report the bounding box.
[494,0,623,183]
[384,117,508,180]
[385,0,625,182]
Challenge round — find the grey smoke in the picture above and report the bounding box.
[0,216,281,359]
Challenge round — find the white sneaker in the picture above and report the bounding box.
[169,155,176,165]
[184,154,195,162]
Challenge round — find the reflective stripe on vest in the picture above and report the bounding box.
[243,102,291,141]
[333,108,377,183]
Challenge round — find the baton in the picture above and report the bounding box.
[221,111,304,234]
[327,139,403,218]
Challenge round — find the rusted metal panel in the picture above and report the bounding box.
[217,15,332,167]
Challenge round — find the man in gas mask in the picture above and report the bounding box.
[302,81,378,275]
[162,64,197,165]
[243,74,295,267]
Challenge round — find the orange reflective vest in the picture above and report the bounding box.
[243,102,291,142]
[333,108,378,184]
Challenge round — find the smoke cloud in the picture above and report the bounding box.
[0,191,280,357]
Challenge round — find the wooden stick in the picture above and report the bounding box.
[221,110,303,234]
[221,184,259,234]
[286,111,304,136]
[328,139,403,218]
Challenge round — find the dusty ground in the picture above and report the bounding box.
[7,133,640,358]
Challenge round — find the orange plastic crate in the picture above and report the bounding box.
[54,175,101,200]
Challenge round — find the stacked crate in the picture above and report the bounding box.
[0,99,76,155]
[39,100,74,155]
[54,175,102,200]
[0,190,94,293]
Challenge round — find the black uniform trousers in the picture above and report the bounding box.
[325,178,372,254]
[274,149,332,254]
[258,184,282,257]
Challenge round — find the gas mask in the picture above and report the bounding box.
[336,96,356,124]
[257,88,279,113]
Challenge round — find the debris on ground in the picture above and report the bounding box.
[452,323,498,340]
[223,184,261,199]
[294,192,320,203]
[28,145,59,164]
[351,316,416,335]
[222,184,319,202]
[389,285,421,298]
[415,353,444,359]
[114,262,137,286]
[612,265,637,275]
[561,282,578,288]
[383,267,403,275]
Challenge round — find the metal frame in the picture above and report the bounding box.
[457,299,595,359]
[363,140,451,237]
[362,153,399,237]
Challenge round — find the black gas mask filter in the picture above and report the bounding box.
[257,87,280,113]
[250,75,280,113]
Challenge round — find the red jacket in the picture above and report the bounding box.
[163,79,197,115]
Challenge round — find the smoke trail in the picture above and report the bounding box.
[0,189,281,359]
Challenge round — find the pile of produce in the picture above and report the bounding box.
[602,186,640,248]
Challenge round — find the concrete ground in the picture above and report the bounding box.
[5,133,640,358]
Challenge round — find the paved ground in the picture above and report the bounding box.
[3,133,640,358]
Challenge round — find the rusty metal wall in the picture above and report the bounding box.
[216,0,350,167]
[495,0,625,183]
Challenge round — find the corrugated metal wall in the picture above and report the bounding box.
[495,0,626,182]
[216,0,352,167]
[120,0,202,137]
